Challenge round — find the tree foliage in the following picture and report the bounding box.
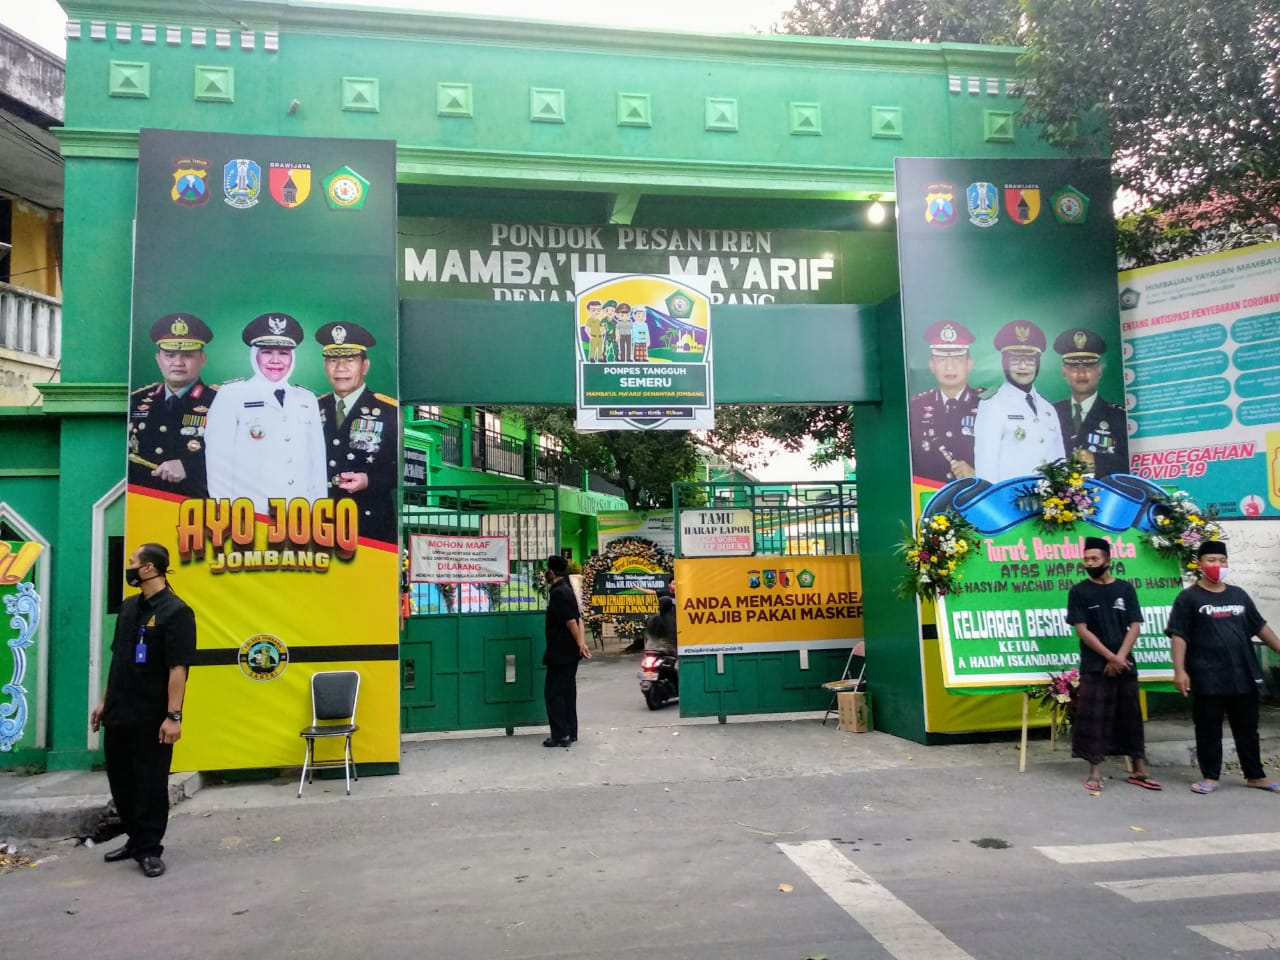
[1018,0,1280,233]
[776,0,1025,45]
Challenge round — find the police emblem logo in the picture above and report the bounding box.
[940,324,957,343]
[238,633,289,682]
[1003,185,1040,224]
[966,182,998,227]
[223,158,263,209]
[171,158,210,207]
[1051,185,1089,223]
[323,165,369,210]
[924,184,956,227]
[268,162,312,209]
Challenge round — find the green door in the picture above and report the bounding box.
[401,485,558,733]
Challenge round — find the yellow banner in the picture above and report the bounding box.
[128,490,400,771]
[676,556,862,654]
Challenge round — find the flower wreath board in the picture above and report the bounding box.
[581,537,674,642]
[900,461,1195,770]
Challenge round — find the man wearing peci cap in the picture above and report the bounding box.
[542,554,591,748]
[315,321,400,545]
[908,320,980,485]
[973,320,1066,482]
[1168,540,1280,795]
[1052,328,1129,477]
[128,313,217,498]
[1068,535,1160,793]
[203,312,327,515]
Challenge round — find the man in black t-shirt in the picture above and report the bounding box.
[1168,540,1280,795]
[90,543,197,878]
[542,554,591,748]
[1066,536,1158,792]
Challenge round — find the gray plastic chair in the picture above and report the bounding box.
[298,670,360,797]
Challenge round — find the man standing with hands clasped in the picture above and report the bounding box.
[1168,540,1280,795]
[542,554,591,748]
[90,544,196,878]
[1068,536,1160,792]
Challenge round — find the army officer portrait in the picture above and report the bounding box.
[315,321,400,545]
[128,313,218,498]
[1053,327,1129,477]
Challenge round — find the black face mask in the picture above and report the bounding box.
[1084,562,1109,580]
[125,566,143,587]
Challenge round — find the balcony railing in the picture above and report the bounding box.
[534,449,583,487]
[472,425,526,477]
[0,282,61,363]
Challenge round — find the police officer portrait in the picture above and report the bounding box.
[973,319,1067,482]
[1052,327,1129,477]
[315,321,400,545]
[127,313,217,498]
[203,312,327,515]
[908,320,980,486]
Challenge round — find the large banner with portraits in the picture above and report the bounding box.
[895,158,1184,697]
[896,158,1128,495]
[127,130,399,770]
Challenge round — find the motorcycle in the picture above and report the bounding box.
[638,647,679,710]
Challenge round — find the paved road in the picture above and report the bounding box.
[7,658,1280,959]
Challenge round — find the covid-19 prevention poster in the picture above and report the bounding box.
[1119,240,1280,519]
[128,130,400,770]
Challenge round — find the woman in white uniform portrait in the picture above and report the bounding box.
[204,312,327,516]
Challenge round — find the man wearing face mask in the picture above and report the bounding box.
[542,554,591,748]
[1067,536,1158,792]
[1168,540,1280,795]
[203,312,327,516]
[90,544,196,879]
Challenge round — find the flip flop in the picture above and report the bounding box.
[1084,778,1104,793]
[1127,775,1163,791]
[1247,782,1280,793]
[1190,780,1219,794]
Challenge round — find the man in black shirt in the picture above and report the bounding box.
[1168,540,1280,795]
[90,543,197,877]
[542,554,591,748]
[1067,536,1158,792]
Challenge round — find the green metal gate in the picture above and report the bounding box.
[401,484,559,733]
[672,480,859,721]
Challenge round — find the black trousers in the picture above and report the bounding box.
[103,723,174,859]
[544,662,579,743]
[1192,690,1265,781]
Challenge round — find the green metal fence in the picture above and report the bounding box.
[400,484,559,733]
[671,480,859,722]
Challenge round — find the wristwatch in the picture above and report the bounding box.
[166,710,182,721]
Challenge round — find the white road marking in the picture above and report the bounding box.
[1188,918,1280,952]
[778,839,975,960]
[1036,832,1280,864]
[1099,871,1280,902]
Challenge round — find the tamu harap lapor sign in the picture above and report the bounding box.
[679,508,754,557]
[574,273,713,431]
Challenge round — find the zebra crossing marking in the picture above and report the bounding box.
[1035,832,1280,865]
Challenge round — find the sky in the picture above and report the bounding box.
[3,0,840,482]
[3,0,793,57]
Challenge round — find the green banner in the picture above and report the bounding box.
[934,521,1182,687]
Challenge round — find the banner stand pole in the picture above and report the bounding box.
[1018,693,1029,773]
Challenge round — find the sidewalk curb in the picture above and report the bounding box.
[0,770,205,840]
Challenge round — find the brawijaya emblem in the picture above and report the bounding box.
[268,162,312,209]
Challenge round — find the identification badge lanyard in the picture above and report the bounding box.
[135,624,148,664]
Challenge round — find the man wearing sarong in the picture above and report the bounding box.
[1068,536,1160,793]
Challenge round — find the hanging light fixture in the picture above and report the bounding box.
[867,194,886,225]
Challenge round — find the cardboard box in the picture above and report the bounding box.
[837,691,873,733]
